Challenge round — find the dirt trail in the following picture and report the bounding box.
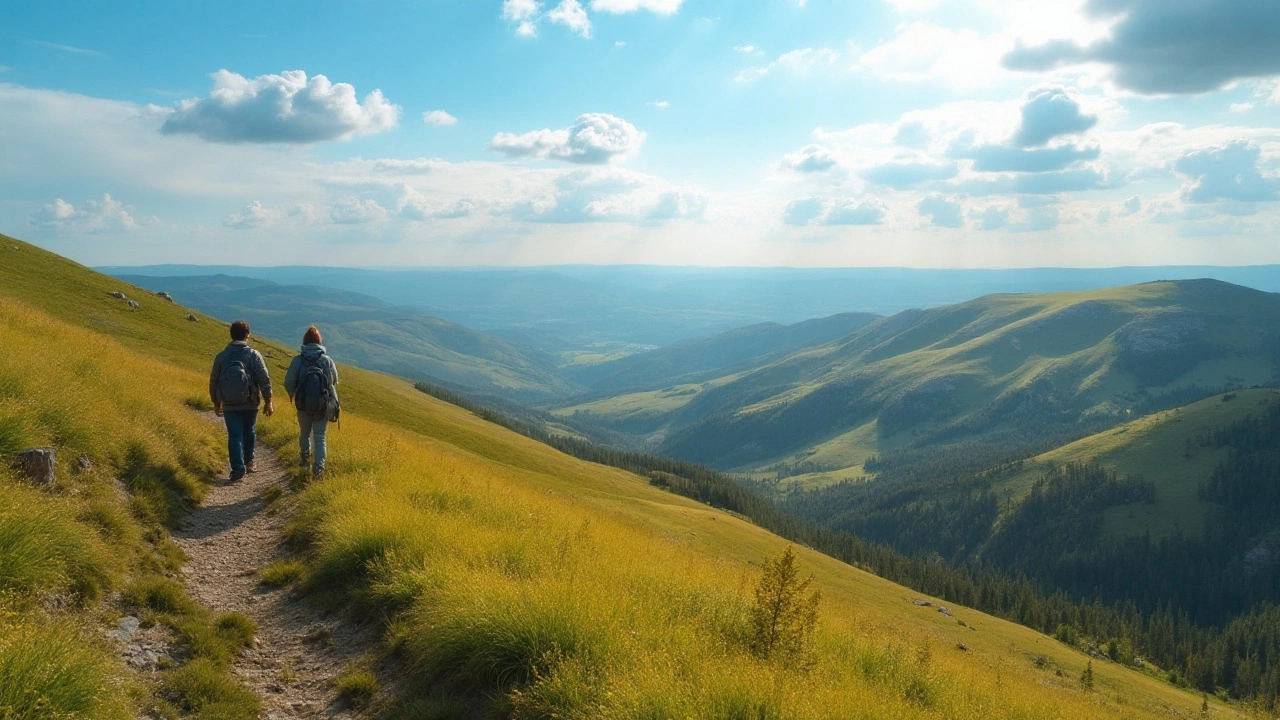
[174,428,371,719]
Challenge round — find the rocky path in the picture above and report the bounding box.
[173,431,372,719]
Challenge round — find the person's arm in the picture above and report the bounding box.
[209,354,223,415]
[328,357,339,385]
[252,351,274,416]
[284,357,298,399]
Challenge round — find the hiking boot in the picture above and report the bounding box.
[300,454,311,469]
[246,459,257,473]
[229,469,245,482]
[312,467,324,480]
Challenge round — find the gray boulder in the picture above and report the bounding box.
[13,448,56,486]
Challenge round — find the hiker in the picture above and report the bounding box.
[209,319,273,481]
[284,325,340,477]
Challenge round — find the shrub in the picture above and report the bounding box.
[123,576,197,615]
[333,664,379,707]
[166,657,260,718]
[258,558,306,587]
[748,547,820,669]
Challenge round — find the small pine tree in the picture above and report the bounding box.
[1080,660,1094,690]
[749,546,821,669]
[1199,694,1209,719]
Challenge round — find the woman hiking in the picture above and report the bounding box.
[284,325,340,478]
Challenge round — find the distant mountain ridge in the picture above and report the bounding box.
[118,274,576,401]
[581,279,1280,475]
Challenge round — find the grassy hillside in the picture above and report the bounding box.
[650,281,1279,476]
[560,312,879,397]
[0,234,1236,718]
[116,274,575,401]
[994,387,1280,539]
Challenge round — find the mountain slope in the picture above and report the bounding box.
[116,274,576,401]
[2,234,1233,717]
[562,312,880,396]
[656,281,1280,475]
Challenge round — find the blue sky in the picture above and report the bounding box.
[2,0,1279,267]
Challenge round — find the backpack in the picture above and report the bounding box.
[294,354,332,415]
[217,354,256,406]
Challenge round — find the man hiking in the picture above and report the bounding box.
[284,324,339,478]
[209,319,273,481]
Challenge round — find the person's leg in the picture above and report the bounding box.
[242,409,258,471]
[312,417,328,475]
[224,412,245,478]
[297,411,314,467]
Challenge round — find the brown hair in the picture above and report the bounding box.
[230,319,251,341]
[302,325,322,345]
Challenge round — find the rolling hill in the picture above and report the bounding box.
[1,232,1244,717]
[116,274,576,402]
[639,281,1280,479]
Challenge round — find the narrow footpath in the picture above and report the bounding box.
[174,432,370,719]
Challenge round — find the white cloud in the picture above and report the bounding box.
[29,39,102,56]
[548,0,592,37]
[734,45,763,54]
[737,48,838,82]
[329,197,388,224]
[1230,102,1255,113]
[399,192,479,221]
[783,197,885,226]
[781,144,839,173]
[161,70,399,144]
[508,168,706,223]
[503,0,541,21]
[423,110,458,126]
[855,23,1004,89]
[490,113,644,164]
[918,193,964,227]
[589,0,683,14]
[224,200,274,229]
[29,193,141,234]
[649,100,670,109]
[884,0,939,11]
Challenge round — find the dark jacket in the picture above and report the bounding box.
[284,343,339,409]
[209,341,272,412]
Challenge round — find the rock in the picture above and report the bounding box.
[957,642,969,651]
[110,291,126,300]
[937,606,953,617]
[13,448,55,486]
[108,615,143,642]
[187,314,199,322]
[76,456,93,472]
[156,291,174,302]
[913,599,932,607]
[127,300,140,309]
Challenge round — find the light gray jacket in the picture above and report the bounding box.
[284,344,339,409]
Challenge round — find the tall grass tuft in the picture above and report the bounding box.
[0,614,131,719]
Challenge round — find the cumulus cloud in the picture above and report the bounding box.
[783,197,885,226]
[329,197,388,224]
[224,200,274,229]
[958,142,1101,173]
[861,160,957,188]
[590,0,684,13]
[423,110,458,126]
[508,169,706,223]
[781,144,839,173]
[1004,0,1280,94]
[161,70,399,144]
[975,205,1010,230]
[855,23,1002,89]
[736,48,838,82]
[548,0,592,37]
[918,193,964,227]
[490,113,644,164]
[957,167,1109,195]
[29,194,143,234]
[400,195,479,221]
[1174,140,1280,204]
[1014,86,1097,147]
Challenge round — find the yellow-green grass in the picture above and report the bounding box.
[0,235,1240,718]
[993,388,1280,539]
[0,239,269,718]
[553,383,708,420]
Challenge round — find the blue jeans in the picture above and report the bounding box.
[297,411,328,472]
[223,409,257,475]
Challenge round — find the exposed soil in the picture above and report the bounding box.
[173,427,377,719]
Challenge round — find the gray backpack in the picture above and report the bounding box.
[217,352,255,406]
